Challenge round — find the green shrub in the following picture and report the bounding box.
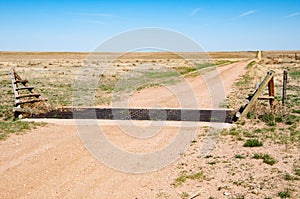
[253,153,277,165]
[253,153,263,159]
[247,111,256,119]
[278,190,291,198]
[285,114,300,125]
[295,168,300,176]
[243,139,263,147]
[235,154,245,159]
[246,61,256,69]
[275,116,283,122]
[292,109,300,114]
[254,129,262,133]
[267,121,276,126]
[284,173,293,181]
[229,128,240,136]
[262,154,277,165]
[289,70,300,79]
[260,113,277,126]
[173,171,205,187]
[260,113,274,123]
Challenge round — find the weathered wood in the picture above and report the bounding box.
[14,79,28,84]
[10,68,20,106]
[14,71,23,81]
[13,107,32,113]
[16,93,41,99]
[234,70,275,121]
[268,77,275,106]
[258,96,275,100]
[257,50,262,60]
[282,70,287,108]
[10,68,48,118]
[189,189,201,199]
[13,69,37,94]
[16,86,34,91]
[16,98,47,106]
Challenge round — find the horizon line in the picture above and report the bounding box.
[1,49,300,53]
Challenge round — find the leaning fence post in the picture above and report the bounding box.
[282,70,287,110]
[233,70,275,121]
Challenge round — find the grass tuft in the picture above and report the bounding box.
[235,154,245,159]
[243,139,263,147]
[0,120,46,140]
[173,171,205,187]
[278,190,291,198]
[246,61,256,69]
[253,153,277,165]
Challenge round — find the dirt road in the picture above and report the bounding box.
[0,61,248,198]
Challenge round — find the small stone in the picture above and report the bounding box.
[223,192,230,196]
[252,189,259,194]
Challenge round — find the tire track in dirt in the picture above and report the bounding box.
[127,61,248,109]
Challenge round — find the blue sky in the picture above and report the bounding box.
[0,0,299,52]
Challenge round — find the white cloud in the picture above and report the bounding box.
[286,12,300,18]
[190,8,201,16]
[239,10,257,17]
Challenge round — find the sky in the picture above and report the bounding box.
[0,0,299,52]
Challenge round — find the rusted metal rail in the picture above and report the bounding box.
[30,107,234,123]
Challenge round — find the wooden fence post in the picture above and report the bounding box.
[10,68,21,108]
[257,50,262,60]
[233,70,275,121]
[268,76,275,107]
[282,70,287,109]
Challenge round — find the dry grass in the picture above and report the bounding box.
[0,52,239,139]
[171,55,300,198]
[0,51,299,197]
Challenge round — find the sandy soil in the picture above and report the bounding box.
[122,61,248,109]
[1,61,249,198]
